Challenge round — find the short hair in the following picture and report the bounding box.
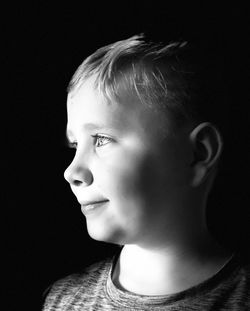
[67,34,229,134]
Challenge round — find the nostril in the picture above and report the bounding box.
[73,180,83,187]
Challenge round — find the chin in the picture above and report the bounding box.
[86,223,126,245]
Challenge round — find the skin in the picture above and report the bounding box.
[64,75,231,295]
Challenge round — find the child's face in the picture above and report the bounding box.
[64,76,193,247]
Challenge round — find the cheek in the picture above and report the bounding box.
[94,153,163,204]
[92,144,189,206]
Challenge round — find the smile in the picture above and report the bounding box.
[81,200,109,216]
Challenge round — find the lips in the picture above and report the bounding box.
[80,200,109,216]
[80,199,109,206]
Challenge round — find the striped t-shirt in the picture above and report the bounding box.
[43,252,249,310]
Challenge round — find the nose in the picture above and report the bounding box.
[64,156,93,187]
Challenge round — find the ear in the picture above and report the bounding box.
[189,122,223,187]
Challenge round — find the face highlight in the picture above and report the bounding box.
[64,76,192,247]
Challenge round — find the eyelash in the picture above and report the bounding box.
[92,134,113,147]
[67,134,113,149]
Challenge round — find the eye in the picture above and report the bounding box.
[92,134,113,148]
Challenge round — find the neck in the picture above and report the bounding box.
[112,230,232,295]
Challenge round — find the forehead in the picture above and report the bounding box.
[67,75,143,114]
[66,76,169,139]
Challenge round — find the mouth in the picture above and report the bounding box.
[80,200,109,216]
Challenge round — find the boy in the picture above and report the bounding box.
[43,35,249,310]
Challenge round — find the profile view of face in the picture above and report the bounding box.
[64,75,192,247]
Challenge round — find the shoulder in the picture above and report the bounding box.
[233,251,250,280]
[42,257,113,310]
[214,251,250,308]
[50,257,112,293]
[218,251,250,288]
[236,252,250,287]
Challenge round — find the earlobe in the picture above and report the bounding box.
[189,122,223,186]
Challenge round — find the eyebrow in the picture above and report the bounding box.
[65,122,115,142]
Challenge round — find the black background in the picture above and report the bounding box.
[4,3,250,310]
